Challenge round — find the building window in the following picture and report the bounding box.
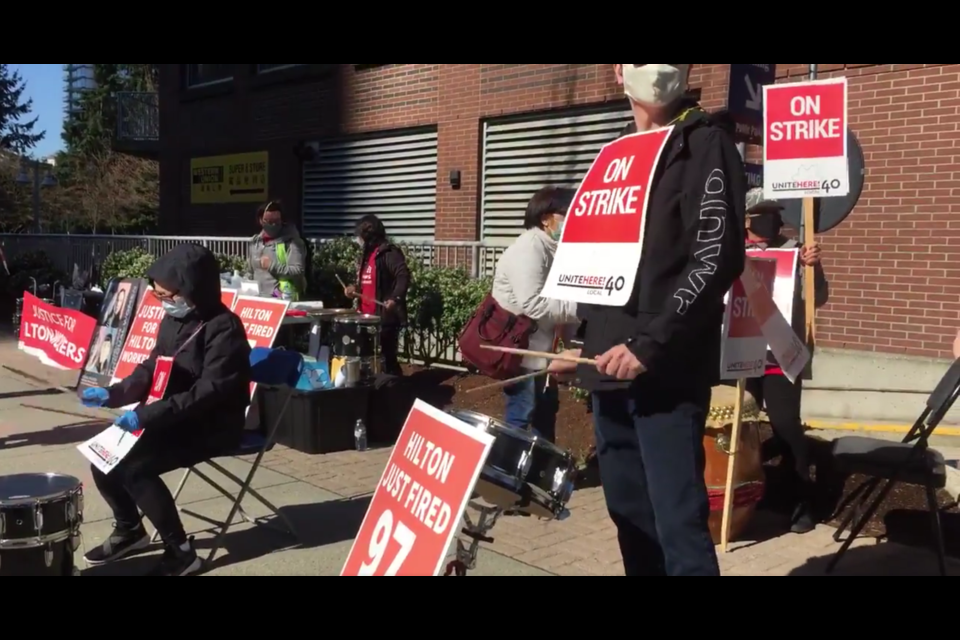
[256,64,302,73]
[186,64,233,88]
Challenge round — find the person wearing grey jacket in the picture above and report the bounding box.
[246,200,307,300]
[491,187,580,442]
[744,188,829,535]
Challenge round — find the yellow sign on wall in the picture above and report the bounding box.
[190,151,269,204]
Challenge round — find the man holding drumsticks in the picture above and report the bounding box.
[549,64,746,576]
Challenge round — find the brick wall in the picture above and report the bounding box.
[163,64,960,358]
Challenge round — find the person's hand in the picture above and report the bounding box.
[384,299,396,311]
[81,387,109,408]
[596,344,646,380]
[953,330,960,360]
[800,242,821,266]
[114,411,140,433]
[260,255,272,269]
[344,285,357,298]
[547,349,580,382]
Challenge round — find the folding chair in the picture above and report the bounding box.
[153,347,304,565]
[826,359,960,576]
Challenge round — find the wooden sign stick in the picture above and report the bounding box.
[720,378,747,553]
[803,63,818,348]
[803,197,816,346]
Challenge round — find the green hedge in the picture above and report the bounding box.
[88,239,490,365]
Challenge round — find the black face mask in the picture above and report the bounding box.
[748,214,783,240]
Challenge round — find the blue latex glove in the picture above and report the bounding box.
[114,411,140,433]
[81,387,109,408]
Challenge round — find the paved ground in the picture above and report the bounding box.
[1,342,957,577]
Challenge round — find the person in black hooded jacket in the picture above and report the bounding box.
[80,243,252,576]
[548,65,746,577]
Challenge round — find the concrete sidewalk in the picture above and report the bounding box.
[0,343,956,576]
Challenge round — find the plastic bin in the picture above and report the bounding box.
[258,384,370,455]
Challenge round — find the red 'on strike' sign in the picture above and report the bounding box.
[560,127,672,244]
[764,78,846,162]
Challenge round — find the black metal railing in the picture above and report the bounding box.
[116,91,158,142]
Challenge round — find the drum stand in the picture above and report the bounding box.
[444,500,503,577]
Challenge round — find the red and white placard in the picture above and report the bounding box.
[542,127,674,306]
[341,400,494,576]
[18,292,97,370]
[232,295,289,398]
[721,258,777,379]
[763,77,848,200]
[111,289,165,384]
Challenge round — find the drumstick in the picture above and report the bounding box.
[336,273,388,309]
[479,345,597,365]
[467,369,549,393]
[720,378,747,554]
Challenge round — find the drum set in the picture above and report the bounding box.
[442,410,578,576]
[0,473,84,576]
[308,310,384,387]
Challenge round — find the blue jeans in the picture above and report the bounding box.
[593,386,719,576]
[502,369,560,442]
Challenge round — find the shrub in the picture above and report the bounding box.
[308,237,360,309]
[217,254,247,276]
[100,248,252,289]
[100,247,155,285]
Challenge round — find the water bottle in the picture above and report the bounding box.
[354,419,368,452]
[230,270,244,289]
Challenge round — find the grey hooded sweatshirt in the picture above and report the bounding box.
[246,224,307,297]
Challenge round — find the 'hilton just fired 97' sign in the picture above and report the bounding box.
[541,127,674,307]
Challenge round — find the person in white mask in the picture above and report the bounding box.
[491,186,580,442]
[548,65,747,576]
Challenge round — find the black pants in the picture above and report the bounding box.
[746,374,810,484]
[381,325,403,376]
[91,429,212,547]
[593,385,720,576]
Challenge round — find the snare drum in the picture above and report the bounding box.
[332,314,381,358]
[312,310,356,348]
[0,473,84,576]
[449,410,576,519]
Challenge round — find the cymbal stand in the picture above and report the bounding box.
[445,500,503,577]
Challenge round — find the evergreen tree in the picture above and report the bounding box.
[62,64,157,158]
[0,64,45,153]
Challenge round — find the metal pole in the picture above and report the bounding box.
[31,161,41,234]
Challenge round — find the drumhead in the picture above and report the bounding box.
[0,474,82,505]
[448,409,513,434]
[334,314,380,325]
[313,309,355,318]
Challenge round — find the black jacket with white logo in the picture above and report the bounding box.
[576,106,746,392]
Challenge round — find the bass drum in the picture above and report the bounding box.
[703,385,765,545]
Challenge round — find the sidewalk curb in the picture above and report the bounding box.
[806,420,960,438]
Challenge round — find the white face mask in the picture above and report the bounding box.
[622,64,690,107]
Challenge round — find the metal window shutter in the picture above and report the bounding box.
[302,129,437,240]
[481,107,632,245]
